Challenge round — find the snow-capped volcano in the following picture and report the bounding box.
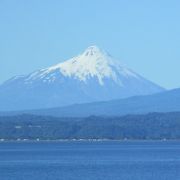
[25,46,137,85]
[0,46,165,111]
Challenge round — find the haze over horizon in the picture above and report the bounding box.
[0,0,180,89]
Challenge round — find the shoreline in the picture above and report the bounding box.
[1,138,180,143]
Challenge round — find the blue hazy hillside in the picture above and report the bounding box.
[22,88,180,117]
[1,88,179,117]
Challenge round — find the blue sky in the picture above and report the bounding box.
[0,0,180,89]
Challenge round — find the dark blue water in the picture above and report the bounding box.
[0,141,180,180]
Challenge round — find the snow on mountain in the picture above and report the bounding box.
[24,46,138,85]
[0,46,165,111]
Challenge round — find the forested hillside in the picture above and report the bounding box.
[0,112,180,140]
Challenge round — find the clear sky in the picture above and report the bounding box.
[0,0,180,89]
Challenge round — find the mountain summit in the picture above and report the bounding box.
[29,45,138,86]
[0,46,165,111]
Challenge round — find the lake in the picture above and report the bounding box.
[0,141,180,180]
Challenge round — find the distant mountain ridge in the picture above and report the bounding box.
[0,46,164,111]
[1,88,180,117]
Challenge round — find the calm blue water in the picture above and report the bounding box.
[0,141,180,180]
